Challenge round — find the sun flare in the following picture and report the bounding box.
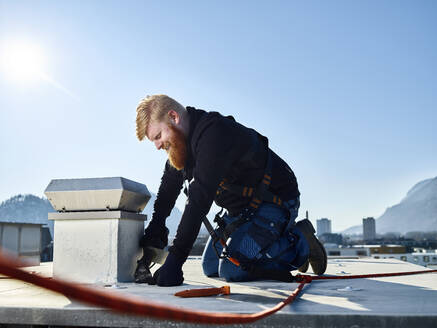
[1,41,47,83]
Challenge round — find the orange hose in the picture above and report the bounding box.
[0,251,304,324]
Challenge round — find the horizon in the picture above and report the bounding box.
[2,178,436,235]
[1,1,436,231]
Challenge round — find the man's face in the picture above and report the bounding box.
[147,120,187,170]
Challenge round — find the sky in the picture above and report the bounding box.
[0,1,436,232]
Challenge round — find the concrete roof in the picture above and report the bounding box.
[0,257,436,327]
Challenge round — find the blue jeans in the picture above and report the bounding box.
[201,198,301,282]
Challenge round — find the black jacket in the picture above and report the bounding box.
[149,107,299,260]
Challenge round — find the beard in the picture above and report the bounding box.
[165,124,187,171]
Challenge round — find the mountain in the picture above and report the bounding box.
[376,176,437,234]
[342,176,437,235]
[0,194,55,236]
[341,224,361,235]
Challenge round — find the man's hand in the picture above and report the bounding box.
[136,224,169,284]
[140,224,169,249]
[152,252,185,286]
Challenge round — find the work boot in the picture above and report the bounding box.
[298,259,309,273]
[134,255,155,284]
[296,219,327,275]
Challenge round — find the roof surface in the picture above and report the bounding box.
[0,257,436,327]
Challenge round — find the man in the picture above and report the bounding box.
[135,94,327,286]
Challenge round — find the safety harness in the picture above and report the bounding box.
[203,146,299,282]
[214,149,288,241]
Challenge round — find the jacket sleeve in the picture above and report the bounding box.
[169,119,247,260]
[147,160,184,233]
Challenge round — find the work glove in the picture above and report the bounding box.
[152,252,185,287]
[140,223,169,250]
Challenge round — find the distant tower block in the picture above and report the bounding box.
[363,217,376,241]
[45,177,150,285]
[317,218,332,236]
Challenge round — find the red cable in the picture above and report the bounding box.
[0,251,436,324]
[0,251,304,324]
[296,269,437,283]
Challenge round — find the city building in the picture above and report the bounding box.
[363,217,376,241]
[371,249,437,268]
[319,233,343,245]
[324,243,437,268]
[363,244,406,254]
[316,218,331,236]
[324,244,370,257]
[324,244,406,258]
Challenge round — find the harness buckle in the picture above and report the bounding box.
[213,208,226,227]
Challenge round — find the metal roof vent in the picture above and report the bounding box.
[44,177,151,213]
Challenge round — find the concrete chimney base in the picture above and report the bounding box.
[49,211,146,285]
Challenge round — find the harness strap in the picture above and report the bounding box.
[217,182,255,198]
[248,151,273,211]
[217,150,285,208]
[222,214,251,241]
[216,149,286,248]
[209,138,296,280]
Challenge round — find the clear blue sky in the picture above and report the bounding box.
[1,1,436,231]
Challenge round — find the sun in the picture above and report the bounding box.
[1,39,78,100]
[0,41,47,83]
